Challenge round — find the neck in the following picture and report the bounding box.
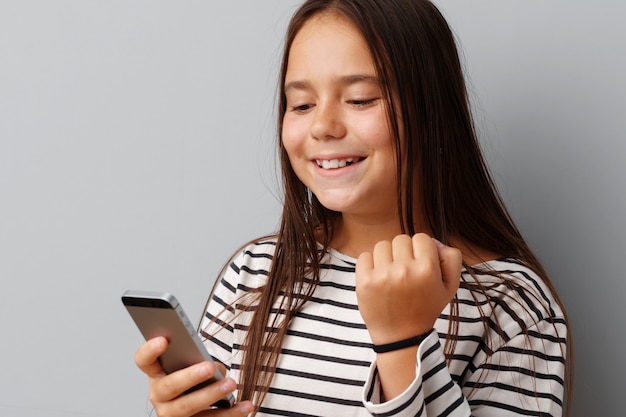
[329,214,500,266]
[330,213,428,258]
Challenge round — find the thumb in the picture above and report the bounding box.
[432,239,462,297]
[135,336,168,378]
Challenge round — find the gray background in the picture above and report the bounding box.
[1,1,624,416]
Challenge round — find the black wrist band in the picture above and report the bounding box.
[372,329,434,353]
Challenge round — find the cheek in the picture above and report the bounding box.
[354,111,393,149]
[281,117,305,156]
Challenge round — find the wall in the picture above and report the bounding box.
[1,1,623,416]
[438,3,626,416]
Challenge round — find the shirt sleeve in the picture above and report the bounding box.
[198,255,242,370]
[198,240,274,371]
[363,318,566,417]
[363,331,471,416]
[462,317,567,416]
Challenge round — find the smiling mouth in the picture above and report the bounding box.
[315,157,365,170]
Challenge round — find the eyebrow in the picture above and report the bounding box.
[284,74,380,93]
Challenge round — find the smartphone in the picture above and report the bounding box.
[121,290,234,409]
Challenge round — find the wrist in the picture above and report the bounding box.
[372,329,434,354]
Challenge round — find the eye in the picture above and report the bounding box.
[290,103,314,114]
[348,98,378,108]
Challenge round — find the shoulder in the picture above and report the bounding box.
[220,236,277,287]
[230,237,277,269]
[459,258,565,335]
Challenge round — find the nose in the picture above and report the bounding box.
[310,101,347,140]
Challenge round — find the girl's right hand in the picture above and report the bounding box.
[134,336,254,417]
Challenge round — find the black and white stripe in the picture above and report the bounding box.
[200,239,567,416]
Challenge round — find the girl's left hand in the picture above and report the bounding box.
[355,233,462,345]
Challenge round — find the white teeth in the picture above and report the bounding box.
[317,158,356,170]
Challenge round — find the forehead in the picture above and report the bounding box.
[286,13,376,80]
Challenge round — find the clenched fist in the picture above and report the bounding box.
[355,233,462,346]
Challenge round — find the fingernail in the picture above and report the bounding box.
[197,363,211,378]
[220,378,236,393]
[432,238,445,248]
[151,337,164,350]
[237,401,254,413]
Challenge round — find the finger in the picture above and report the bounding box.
[411,233,438,261]
[391,234,414,261]
[135,336,167,378]
[408,234,442,287]
[355,251,374,278]
[154,361,222,402]
[215,401,255,416]
[159,376,239,417]
[189,401,254,417]
[231,401,255,415]
[372,240,393,267]
[433,239,462,296]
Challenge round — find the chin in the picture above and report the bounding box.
[313,198,350,214]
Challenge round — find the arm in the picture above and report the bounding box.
[359,243,567,416]
[355,234,462,400]
[363,318,566,416]
[363,331,471,416]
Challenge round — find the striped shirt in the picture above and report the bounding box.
[200,239,567,416]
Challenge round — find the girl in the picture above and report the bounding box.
[135,0,570,416]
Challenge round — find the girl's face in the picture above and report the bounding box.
[282,13,398,222]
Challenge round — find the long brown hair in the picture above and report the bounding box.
[230,0,571,414]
